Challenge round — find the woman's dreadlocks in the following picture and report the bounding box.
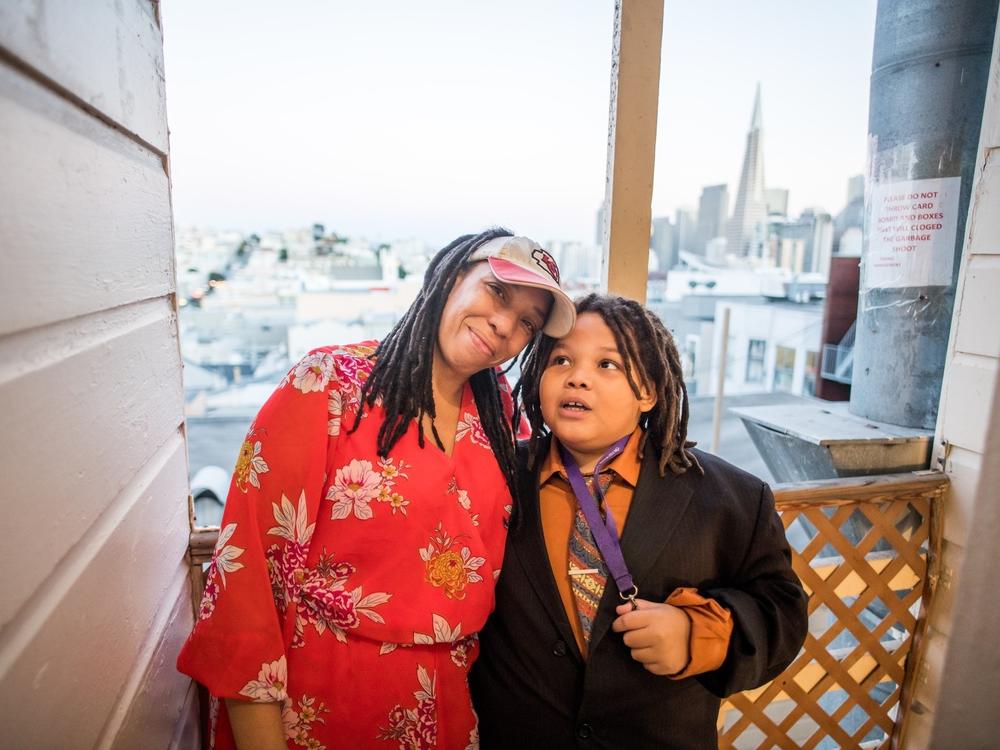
[515,293,703,478]
[350,227,533,501]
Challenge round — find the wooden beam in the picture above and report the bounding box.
[601,0,664,303]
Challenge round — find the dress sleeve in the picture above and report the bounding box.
[177,350,338,702]
[697,482,809,697]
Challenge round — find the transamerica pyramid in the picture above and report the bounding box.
[726,84,768,258]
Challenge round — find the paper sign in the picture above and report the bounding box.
[864,176,961,289]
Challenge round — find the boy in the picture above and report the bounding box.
[470,294,808,749]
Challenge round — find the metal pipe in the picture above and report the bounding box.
[851,0,998,428]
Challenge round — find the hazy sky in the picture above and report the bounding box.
[162,1,877,246]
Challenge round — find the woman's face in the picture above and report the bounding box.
[435,261,553,382]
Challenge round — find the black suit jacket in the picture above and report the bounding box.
[470,437,808,749]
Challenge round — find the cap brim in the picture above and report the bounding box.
[487,257,576,337]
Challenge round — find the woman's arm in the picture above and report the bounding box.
[225,700,286,750]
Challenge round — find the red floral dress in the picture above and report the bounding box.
[177,343,515,750]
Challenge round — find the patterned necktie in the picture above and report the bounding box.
[568,471,614,649]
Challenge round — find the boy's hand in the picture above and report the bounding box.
[612,599,691,676]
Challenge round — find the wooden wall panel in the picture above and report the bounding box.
[953,255,1000,357]
[966,150,1000,255]
[0,300,184,628]
[0,0,168,152]
[105,581,196,750]
[0,61,173,338]
[0,438,190,750]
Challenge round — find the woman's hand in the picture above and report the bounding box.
[611,598,691,676]
[225,699,286,750]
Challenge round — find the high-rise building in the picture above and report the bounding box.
[846,174,865,204]
[674,207,698,262]
[651,217,674,271]
[696,184,729,254]
[726,84,768,258]
[769,209,834,275]
[834,174,865,253]
[765,188,789,217]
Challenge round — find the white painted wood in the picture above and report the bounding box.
[167,683,203,750]
[0,0,168,152]
[966,149,1000,256]
[105,580,196,750]
[938,353,997,455]
[0,61,173,338]
[953,255,1000,357]
[927,540,964,639]
[0,439,190,750]
[941,445,982,548]
[0,301,184,627]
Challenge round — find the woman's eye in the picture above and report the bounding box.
[550,355,570,366]
[488,282,505,299]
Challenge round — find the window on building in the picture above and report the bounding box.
[774,345,796,392]
[746,339,767,383]
[803,350,819,396]
[683,335,699,385]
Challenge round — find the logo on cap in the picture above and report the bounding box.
[531,248,561,284]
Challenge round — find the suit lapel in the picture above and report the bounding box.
[509,436,583,660]
[587,449,698,654]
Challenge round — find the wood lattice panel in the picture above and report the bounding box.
[188,474,948,748]
[717,474,947,750]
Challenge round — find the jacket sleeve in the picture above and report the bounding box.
[176,350,338,703]
[698,482,808,698]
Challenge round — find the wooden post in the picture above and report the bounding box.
[601,0,664,303]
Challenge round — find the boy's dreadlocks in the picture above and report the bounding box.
[515,293,703,478]
[350,227,532,500]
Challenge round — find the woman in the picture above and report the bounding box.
[177,228,574,750]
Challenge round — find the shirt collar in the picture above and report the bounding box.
[539,427,644,488]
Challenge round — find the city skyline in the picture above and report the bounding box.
[162,1,877,245]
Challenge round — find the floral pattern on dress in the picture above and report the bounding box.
[420,524,485,600]
[291,350,337,394]
[284,694,331,749]
[447,477,479,528]
[178,342,516,749]
[234,434,269,492]
[328,389,343,437]
[239,655,289,702]
[454,412,490,449]
[328,457,411,521]
[199,522,245,620]
[334,350,375,410]
[378,614,475,668]
[265,491,391,647]
[378,666,437,749]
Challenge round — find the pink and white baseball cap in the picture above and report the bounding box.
[468,235,576,337]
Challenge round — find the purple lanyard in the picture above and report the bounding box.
[559,436,639,608]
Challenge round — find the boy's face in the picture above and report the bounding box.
[540,312,656,471]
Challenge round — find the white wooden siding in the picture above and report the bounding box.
[909,23,1000,746]
[0,1,193,747]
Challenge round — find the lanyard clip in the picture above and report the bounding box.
[619,584,639,611]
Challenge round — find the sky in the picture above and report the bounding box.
[162,1,877,247]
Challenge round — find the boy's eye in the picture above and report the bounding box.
[599,359,620,370]
[521,319,538,334]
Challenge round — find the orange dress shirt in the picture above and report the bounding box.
[538,428,733,678]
